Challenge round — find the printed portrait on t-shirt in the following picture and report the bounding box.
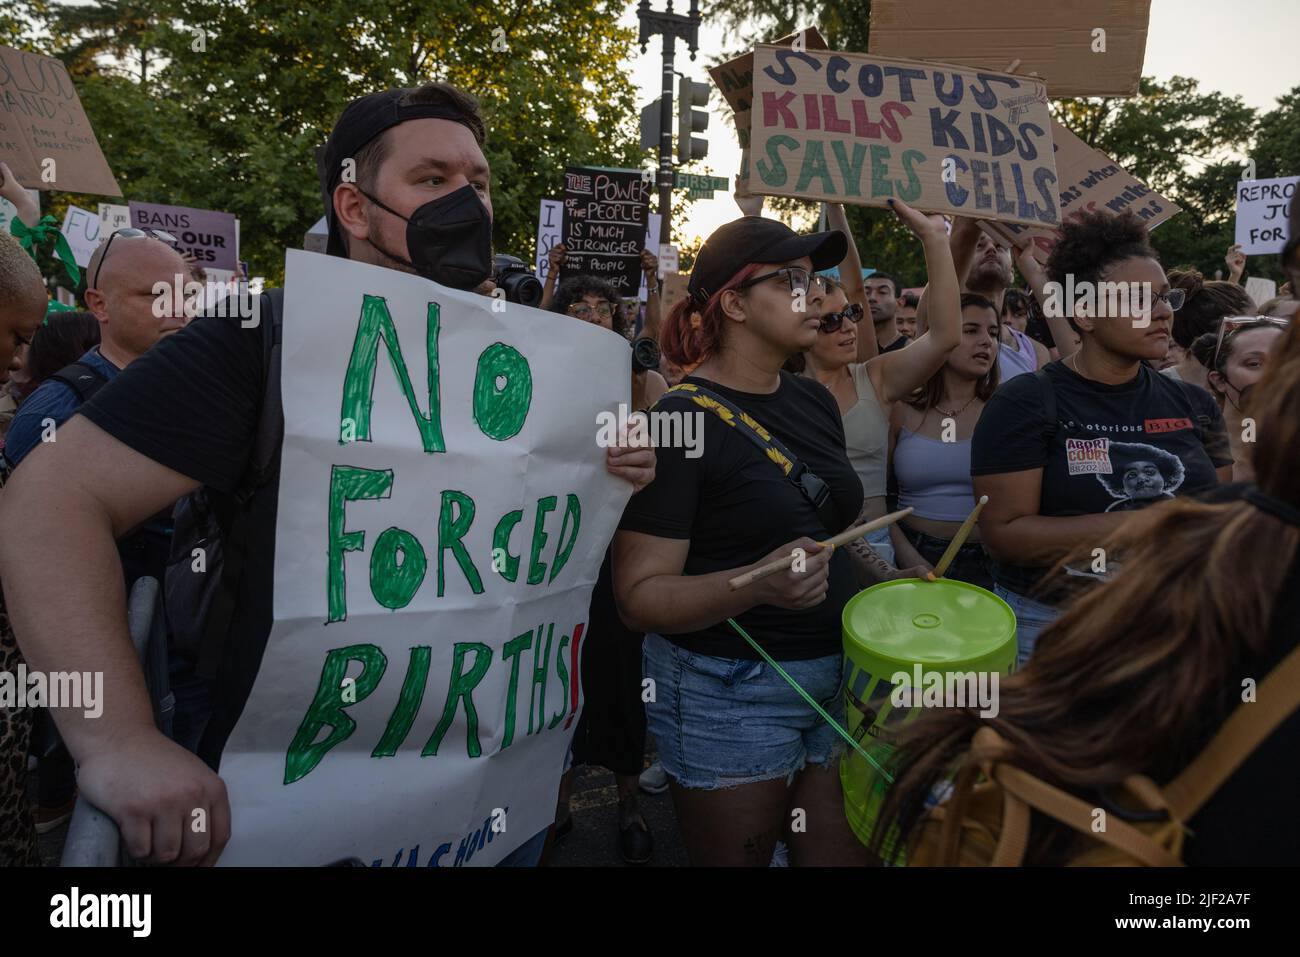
[1096,442,1186,511]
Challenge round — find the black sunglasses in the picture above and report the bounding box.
[818,302,864,333]
[90,227,179,289]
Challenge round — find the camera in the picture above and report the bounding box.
[492,254,543,307]
[631,335,660,373]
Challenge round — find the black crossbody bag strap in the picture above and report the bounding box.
[661,382,842,534]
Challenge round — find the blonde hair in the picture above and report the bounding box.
[0,231,47,322]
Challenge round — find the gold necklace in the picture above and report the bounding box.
[935,393,977,418]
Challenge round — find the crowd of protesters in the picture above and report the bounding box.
[0,74,1297,869]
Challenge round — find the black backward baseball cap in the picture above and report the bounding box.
[687,216,848,305]
[317,89,482,257]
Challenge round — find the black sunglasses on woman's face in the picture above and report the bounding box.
[818,302,864,333]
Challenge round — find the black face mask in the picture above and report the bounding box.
[359,183,492,289]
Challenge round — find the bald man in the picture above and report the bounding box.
[4,235,189,469]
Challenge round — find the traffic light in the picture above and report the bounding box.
[677,77,709,164]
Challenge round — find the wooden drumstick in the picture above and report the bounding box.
[727,508,914,591]
[926,496,988,581]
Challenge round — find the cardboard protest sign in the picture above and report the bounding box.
[713,28,828,194]
[59,203,100,267]
[660,271,690,316]
[129,201,238,271]
[218,249,632,865]
[0,44,122,195]
[710,27,829,117]
[867,0,1151,98]
[748,45,1059,228]
[98,202,130,237]
[1235,175,1296,256]
[984,120,1180,259]
[535,198,562,281]
[0,188,38,233]
[561,166,651,295]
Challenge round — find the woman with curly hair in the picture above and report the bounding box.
[971,210,1233,665]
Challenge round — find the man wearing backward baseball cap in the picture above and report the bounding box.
[0,82,655,866]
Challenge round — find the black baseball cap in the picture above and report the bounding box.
[317,89,482,257]
[687,217,847,305]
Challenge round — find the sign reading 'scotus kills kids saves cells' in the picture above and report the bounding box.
[561,166,651,294]
[748,45,1060,228]
[216,250,631,866]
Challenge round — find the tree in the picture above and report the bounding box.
[23,0,644,283]
[49,0,161,83]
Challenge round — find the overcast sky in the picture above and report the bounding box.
[617,0,1299,245]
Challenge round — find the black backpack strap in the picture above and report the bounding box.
[48,361,110,403]
[197,291,285,679]
[661,381,842,534]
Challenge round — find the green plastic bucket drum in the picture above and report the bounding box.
[840,578,1017,860]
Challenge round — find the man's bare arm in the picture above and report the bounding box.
[0,417,229,864]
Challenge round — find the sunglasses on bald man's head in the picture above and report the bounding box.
[91,227,179,289]
[818,302,863,333]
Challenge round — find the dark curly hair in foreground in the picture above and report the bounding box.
[550,275,629,338]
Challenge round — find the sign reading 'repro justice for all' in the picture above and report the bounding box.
[561,166,651,294]
[748,45,1060,228]
[1235,175,1296,256]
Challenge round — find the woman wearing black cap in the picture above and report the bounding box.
[612,199,954,866]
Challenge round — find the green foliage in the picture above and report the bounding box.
[22,0,642,283]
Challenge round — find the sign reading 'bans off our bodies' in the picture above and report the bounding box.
[749,45,1059,228]
[217,250,631,866]
[561,166,651,294]
[129,201,239,271]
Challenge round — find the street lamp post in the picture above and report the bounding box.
[636,0,701,248]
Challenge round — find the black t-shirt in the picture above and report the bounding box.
[78,311,275,769]
[619,371,863,661]
[970,360,1232,596]
[880,334,910,354]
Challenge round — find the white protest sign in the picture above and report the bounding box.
[639,212,661,303]
[1245,277,1277,308]
[60,204,101,267]
[98,202,130,236]
[218,249,632,866]
[535,198,562,281]
[0,189,39,233]
[1235,175,1296,255]
[658,244,679,279]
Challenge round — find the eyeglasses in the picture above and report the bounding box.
[1124,286,1186,316]
[568,302,614,321]
[737,266,826,298]
[91,227,179,289]
[818,303,864,333]
[1212,315,1290,369]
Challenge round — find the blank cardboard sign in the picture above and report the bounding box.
[867,0,1151,98]
[0,44,122,195]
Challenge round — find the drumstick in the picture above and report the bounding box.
[926,496,988,581]
[727,508,913,591]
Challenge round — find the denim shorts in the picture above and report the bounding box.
[994,585,1062,667]
[642,631,846,790]
[865,526,896,567]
